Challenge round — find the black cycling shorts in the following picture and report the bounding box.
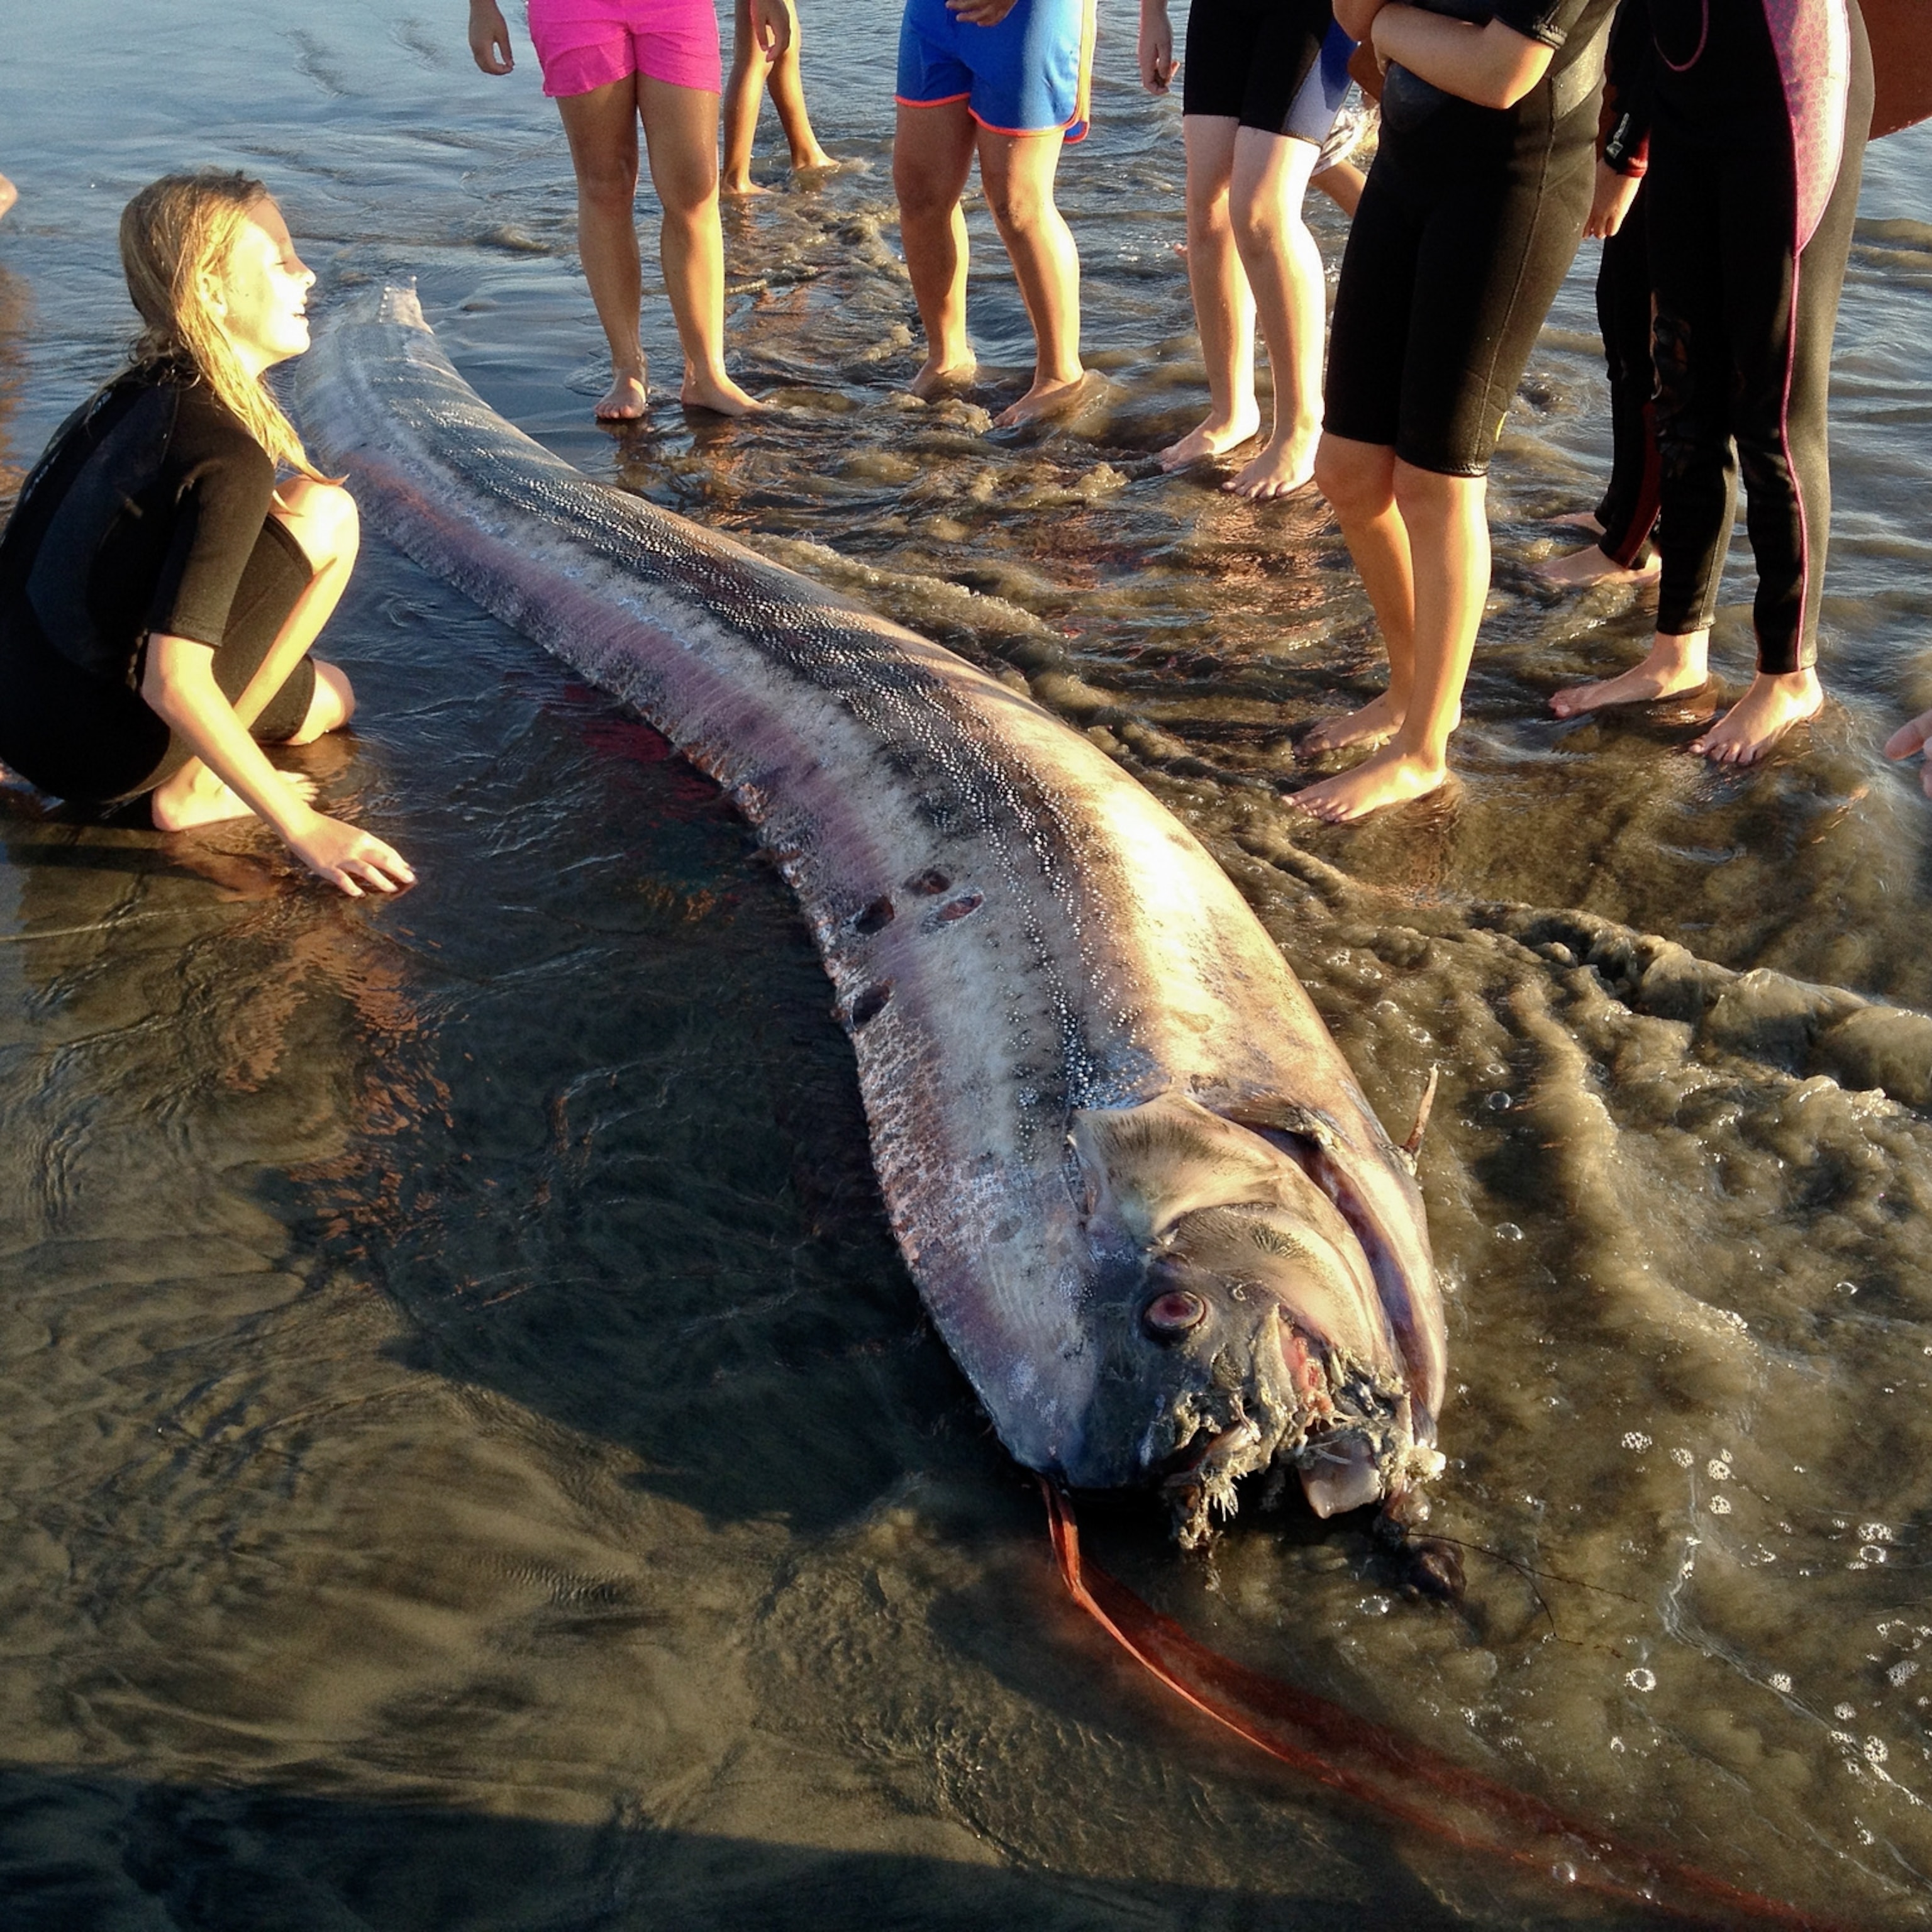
[1182,0,1349,143]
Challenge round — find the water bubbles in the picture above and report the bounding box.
[1836,1280,1859,1296]
[1719,1309,1748,1331]
[1626,1668,1657,1693]
[1495,1221,1524,1242]
[1358,1595,1392,1617]
[1621,1431,1652,1452]
[1836,1703,1858,1720]
[1484,1089,1513,1111]
[1551,1860,1579,1885]
[1858,1523,1894,1544]
[1609,1735,1626,1753]
[1707,1460,1731,1480]
[1858,1546,1889,1566]
[1708,1496,1733,1515]
[1865,1738,1890,1767]
[1857,1826,1877,1847]
[1671,1448,1694,1468]
[1769,1672,1793,1694]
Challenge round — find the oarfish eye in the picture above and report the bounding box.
[1142,1288,1206,1340]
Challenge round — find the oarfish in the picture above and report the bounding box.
[297,286,1449,1552]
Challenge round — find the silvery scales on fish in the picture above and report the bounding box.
[299,284,1454,1582]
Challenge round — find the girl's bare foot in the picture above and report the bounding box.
[721,174,770,197]
[1303,691,1405,755]
[594,369,648,421]
[1550,633,1707,718]
[1289,745,1447,823]
[994,368,1102,429]
[911,353,977,401]
[1158,406,1262,472]
[1687,669,1823,765]
[792,146,836,171]
[681,371,765,416]
[1536,541,1662,589]
[1225,429,1318,500]
[1551,509,1604,534]
[151,767,318,833]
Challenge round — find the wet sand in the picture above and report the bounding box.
[3,3,1932,1926]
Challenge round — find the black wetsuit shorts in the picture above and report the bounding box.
[1182,0,1354,143]
[0,369,316,804]
[1323,0,1618,477]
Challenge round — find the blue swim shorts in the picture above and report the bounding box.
[896,0,1097,142]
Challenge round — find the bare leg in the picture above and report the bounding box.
[721,0,774,196]
[765,0,833,170]
[1313,158,1363,218]
[1550,627,1708,718]
[638,74,763,414]
[554,79,650,420]
[1226,127,1323,499]
[1304,435,1416,753]
[1160,116,1260,472]
[151,482,360,831]
[1293,457,1486,821]
[894,100,979,397]
[977,127,1089,426]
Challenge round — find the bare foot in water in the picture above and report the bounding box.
[721,173,770,197]
[791,145,837,172]
[911,353,977,401]
[1289,744,1447,823]
[994,369,1101,429]
[1687,668,1823,764]
[151,767,318,833]
[1158,406,1261,472]
[1225,428,1317,501]
[1303,691,1441,755]
[1551,509,1604,534]
[595,368,648,421]
[1550,633,1707,718]
[681,370,765,416]
[1536,541,1662,589]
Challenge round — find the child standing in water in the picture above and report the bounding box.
[467,0,789,421]
[1550,0,1872,765]
[1136,0,1358,499]
[721,0,835,194]
[892,0,1099,426]
[1292,0,1619,822]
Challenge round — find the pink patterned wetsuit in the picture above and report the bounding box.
[1631,0,1873,673]
[525,0,723,98]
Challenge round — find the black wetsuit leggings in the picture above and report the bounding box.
[1592,183,1660,568]
[1647,4,1872,672]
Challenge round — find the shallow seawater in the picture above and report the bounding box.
[3,3,1932,1926]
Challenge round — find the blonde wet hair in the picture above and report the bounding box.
[119,169,326,482]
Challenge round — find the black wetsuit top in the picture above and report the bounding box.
[1323,0,1620,475]
[0,365,315,802]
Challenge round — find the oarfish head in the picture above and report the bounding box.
[1063,1092,1441,1546]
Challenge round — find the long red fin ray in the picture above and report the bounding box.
[1043,1483,1846,1931]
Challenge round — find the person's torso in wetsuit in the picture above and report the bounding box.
[0,364,278,691]
[1648,0,1789,139]
[1377,0,1623,167]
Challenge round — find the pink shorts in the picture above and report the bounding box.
[525,0,723,97]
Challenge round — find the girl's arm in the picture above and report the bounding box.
[142,634,414,895]
[467,0,514,74]
[1336,0,1391,48]
[1139,0,1178,92]
[1369,5,1554,109]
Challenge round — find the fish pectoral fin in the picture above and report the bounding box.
[1398,1066,1440,1174]
[1070,1092,1287,1243]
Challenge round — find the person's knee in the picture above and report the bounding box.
[577,158,640,215]
[983,174,1051,239]
[1314,435,1392,518]
[1392,458,1484,530]
[290,660,355,743]
[894,158,959,225]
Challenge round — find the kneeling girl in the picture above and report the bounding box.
[0,172,412,896]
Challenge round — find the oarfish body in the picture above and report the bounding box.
[298,286,1447,1538]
